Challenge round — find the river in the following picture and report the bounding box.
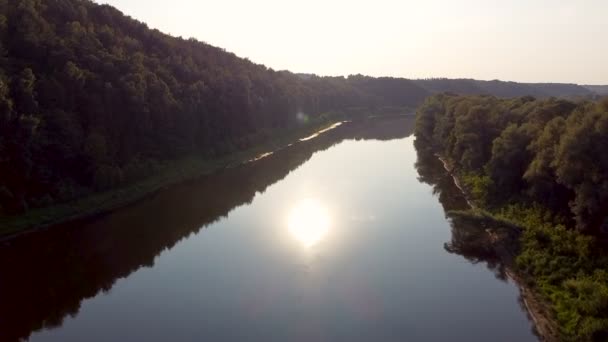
[0,117,538,342]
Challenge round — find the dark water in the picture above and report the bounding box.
[0,117,537,342]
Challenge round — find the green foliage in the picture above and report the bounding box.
[460,172,492,207]
[517,221,608,341]
[415,94,608,341]
[556,272,608,341]
[415,94,608,233]
[488,123,532,193]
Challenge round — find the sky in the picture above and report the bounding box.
[96,0,607,84]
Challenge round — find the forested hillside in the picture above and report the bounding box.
[415,94,608,341]
[0,0,429,217]
[0,0,601,222]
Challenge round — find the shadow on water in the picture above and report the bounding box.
[413,140,509,281]
[0,116,414,342]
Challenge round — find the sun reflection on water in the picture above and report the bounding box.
[287,198,330,247]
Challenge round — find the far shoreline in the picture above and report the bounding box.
[0,112,414,241]
[0,117,338,241]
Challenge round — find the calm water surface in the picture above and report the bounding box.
[0,118,537,341]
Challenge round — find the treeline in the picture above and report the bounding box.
[415,94,608,341]
[416,94,608,234]
[415,78,594,98]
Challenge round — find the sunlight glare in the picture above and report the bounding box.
[288,198,331,247]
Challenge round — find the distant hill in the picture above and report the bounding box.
[414,78,593,98]
[584,85,608,95]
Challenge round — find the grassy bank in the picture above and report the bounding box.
[0,107,415,239]
[443,160,608,342]
[435,158,561,340]
[0,115,344,239]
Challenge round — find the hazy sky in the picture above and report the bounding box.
[96,0,607,84]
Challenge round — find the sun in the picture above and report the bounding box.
[287,198,331,247]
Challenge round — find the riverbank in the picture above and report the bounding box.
[437,155,559,342]
[0,117,349,240]
[0,112,416,240]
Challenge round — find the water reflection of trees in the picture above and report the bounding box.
[414,139,508,281]
[0,116,414,342]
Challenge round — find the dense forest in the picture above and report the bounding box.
[415,94,608,341]
[0,0,603,224]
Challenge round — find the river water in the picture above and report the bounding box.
[0,117,537,342]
